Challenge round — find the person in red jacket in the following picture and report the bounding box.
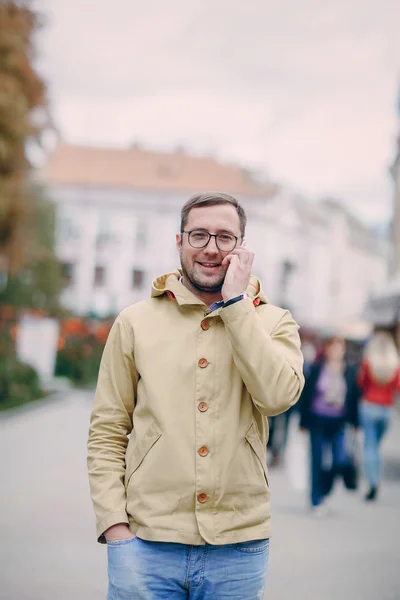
[358,331,400,501]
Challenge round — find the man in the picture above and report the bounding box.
[87,192,304,599]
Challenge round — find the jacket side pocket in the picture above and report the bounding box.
[245,422,269,488]
[125,421,162,488]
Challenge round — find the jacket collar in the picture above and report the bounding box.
[151,269,268,309]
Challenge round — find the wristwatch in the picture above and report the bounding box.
[223,293,248,308]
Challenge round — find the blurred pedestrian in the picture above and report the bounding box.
[299,337,360,514]
[301,336,317,378]
[357,331,400,501]
[267,335,316,468]
[87,192,304,599]
[267,412,290,467]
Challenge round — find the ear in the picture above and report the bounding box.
[176,233,182,250]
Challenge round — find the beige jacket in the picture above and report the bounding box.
[87,271,304,545]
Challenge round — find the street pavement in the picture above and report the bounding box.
[0,390,399,600]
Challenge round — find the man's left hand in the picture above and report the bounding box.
[221,247,255,303]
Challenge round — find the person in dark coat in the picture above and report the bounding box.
[299,337,361,513]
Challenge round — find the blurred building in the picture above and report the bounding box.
[255,193,386,335]
[389,90,400,276]
[38,143,387,334]
[361,88,400,337]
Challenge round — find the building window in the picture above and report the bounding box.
[96,231,109,250]
[135,219,147,251]
[96,214,119,251]
[61,262,74,285]
[132,268,145,290]
[59,218,79,242]
[94,265,106,287]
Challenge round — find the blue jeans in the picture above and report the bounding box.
[360,401,392,488]
[309,416,347,507]
[107,536,269,599]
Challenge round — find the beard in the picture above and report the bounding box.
[180,250,227,293]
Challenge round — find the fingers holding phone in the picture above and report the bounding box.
[221,246,254,302]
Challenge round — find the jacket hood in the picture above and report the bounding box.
[151,269,268,308]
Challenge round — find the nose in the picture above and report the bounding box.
[203,236,219,254]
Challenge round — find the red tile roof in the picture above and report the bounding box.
[39,143,277,197]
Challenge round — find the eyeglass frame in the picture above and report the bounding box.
[182,230,242,252]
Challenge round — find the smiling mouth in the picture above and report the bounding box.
[197,262,222,270]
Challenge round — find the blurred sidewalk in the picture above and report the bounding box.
[0,392,399,600]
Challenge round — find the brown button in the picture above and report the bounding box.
[198,446,209,457]
[201,319,210,331]
[197,493,208,503]
[198,402,209,412]
[198,358,208,368]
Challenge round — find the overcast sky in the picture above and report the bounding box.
[34,0,400,225]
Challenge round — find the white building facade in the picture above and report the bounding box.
[39,144,388,337]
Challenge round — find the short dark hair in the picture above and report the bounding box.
[180,192,247,237]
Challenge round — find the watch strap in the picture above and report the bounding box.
[223,293,248,308]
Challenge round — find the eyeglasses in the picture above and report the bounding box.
[183,230,240,252]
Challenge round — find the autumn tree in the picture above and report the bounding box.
[0,0,51,276]
[0,1,64,315]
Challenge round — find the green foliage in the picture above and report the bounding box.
[0,357,43,411]
[0,185,65,315]
[0,318,43,410]
[55,333,106,387]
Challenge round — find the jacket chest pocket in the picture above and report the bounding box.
[245,423,269,488]
[125,421,163,488]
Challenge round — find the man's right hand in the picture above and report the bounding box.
[104,523,134,542]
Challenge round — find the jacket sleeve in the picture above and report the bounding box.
[87,314,138,543]
[298,362,322,429]
[220,298,304,416]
